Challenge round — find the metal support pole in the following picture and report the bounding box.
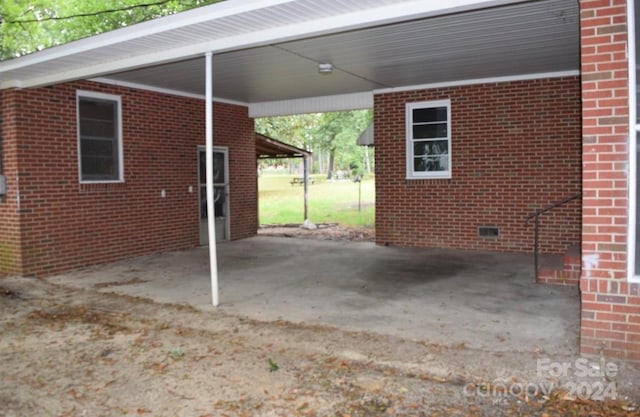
[303,156,309,222]
[205,52,219,307]
[533,215,539,284]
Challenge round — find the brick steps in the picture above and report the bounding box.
[537,244,580,286]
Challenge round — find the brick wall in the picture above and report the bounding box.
[0,89,24,275]
[0,81,256,277]
[579,0,640,361]
[216,101,258,240]
[375,77,582,255]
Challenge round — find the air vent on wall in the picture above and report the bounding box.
[478,226,499,238]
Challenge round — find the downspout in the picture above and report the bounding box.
[627,0,637,280]
[205,52,220,306]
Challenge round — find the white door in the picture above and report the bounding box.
[199,147,229,245]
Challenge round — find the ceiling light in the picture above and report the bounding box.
[318,62,333,75]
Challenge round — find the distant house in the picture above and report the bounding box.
[0,0,638,361]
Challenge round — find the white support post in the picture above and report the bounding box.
[205,52,219,306]
[628,0,638,281]
[303,156,309,222]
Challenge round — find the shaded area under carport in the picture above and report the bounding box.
[50,236,579,354]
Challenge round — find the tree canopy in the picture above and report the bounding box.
[256,110,373,178]
[0,0,221,60]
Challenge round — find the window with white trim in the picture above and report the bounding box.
[77,91,123,182]
[406,99,451,179]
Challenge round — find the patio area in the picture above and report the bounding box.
[49,236,580,354]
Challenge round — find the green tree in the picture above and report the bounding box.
[312,110,372,179]
[255,113,320,173]
[256,113,320,150]
[0,0,221,60]
[256,110,373,177]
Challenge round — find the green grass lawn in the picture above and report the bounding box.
[258,174,375,227]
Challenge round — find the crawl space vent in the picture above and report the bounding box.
[478,226,499,238]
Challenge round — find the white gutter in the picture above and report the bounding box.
[205,52,219,306]
[0,0,296,72]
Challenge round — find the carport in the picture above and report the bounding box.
[50,237,579,353]
[1,0,586,356]
[6,0,640,361]
[0,0,580,305]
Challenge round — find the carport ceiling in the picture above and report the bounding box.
[104,0,579,104]
[0,0,579,111]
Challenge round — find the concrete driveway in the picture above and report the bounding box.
[50,236,580,354]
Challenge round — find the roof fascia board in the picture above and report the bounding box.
[249,92,373,118]
[373,70,581,95]
[2,80,22,89]
[0,0,295,72]
[90,77,248,107]
[2,0,530,89]
[257,134,311,157]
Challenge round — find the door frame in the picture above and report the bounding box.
[198,145,230,244]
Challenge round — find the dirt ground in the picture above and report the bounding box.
[1,228,640,416]
[258,224,375,242]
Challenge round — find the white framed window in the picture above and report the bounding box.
[76,91,123,183]
[406,99,451,179]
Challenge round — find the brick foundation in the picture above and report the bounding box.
[537,244,582,285]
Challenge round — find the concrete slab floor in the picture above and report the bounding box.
[50,236,580,355]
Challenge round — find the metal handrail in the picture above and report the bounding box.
[526,192,582,281]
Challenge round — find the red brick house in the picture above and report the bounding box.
[0,82,257,276]
[0,0,638,360]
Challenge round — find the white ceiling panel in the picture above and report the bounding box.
[1,0,579,114]
[102,0,578,106]
[0,0,442,83]
[275,0,578,88]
